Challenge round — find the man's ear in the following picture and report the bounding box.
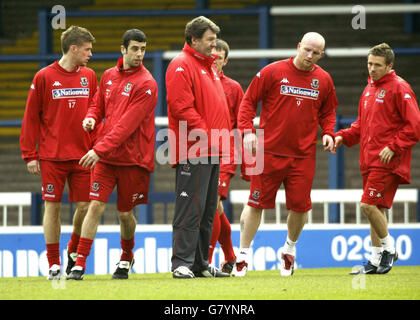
[223,57,229,67]
[70,44,78,54]
[121,45,126,55]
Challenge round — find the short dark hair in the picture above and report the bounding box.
[368,43,394,65]
[122,29,147,49]
[61,25,95,54]
[185,16,220,45]
[215,39,230,59]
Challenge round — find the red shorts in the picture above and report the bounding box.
[248,154,315,212]
[218,171,234,200]
[40,160,90,202]
[89,162,150,212]
[361,170,400,209]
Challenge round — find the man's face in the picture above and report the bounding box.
[72,41,93,66]
[367,54,393,81]
[191,29,217,57]
[212,48,227,73]
[122,40,147,68]
[294,40,324,71]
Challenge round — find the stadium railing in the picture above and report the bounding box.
[1,4,420,225]
[0,192,31,227]
[1,188,419,226]
[230,188,420,225]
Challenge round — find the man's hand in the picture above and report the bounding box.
[79,149,100,169]
[333,135,344,153]
[243,132,257,156]
[322,134,335,154]
[82,118,96,132]
[379,146,395,164]
[27,160,41,176]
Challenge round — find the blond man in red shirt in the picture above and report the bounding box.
[20,26,97,280]
[335,43,420,275]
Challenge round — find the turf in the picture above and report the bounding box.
[1,266,419,300]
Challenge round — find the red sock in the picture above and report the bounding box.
[46,243,60,268]
[218,212,236,262]
[67,232,80,253]
[120,237,135,261]
[74,237,93,270]
[209,210,221,264]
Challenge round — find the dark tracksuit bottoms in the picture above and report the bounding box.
[171,157,219,272]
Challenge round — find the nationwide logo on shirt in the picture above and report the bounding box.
[280,85,319,100]
[52,88,90,99]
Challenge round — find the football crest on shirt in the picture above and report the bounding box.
[252,190,260,200]
[92,182,99,192]
[378,89,386,98]
[132,193,144,202]
[46,184,54,193]
[311,78,319,89]
[80,77,89,87]
[124,82,133,92]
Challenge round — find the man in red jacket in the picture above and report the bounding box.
[335,43,420,275]
[166,16,231,278]
[208,39,247,274]
[233,32,338,277]
[67,29,158,280]
[20,26,97,280]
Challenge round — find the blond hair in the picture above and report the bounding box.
[61,25,95,54]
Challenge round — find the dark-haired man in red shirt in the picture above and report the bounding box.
[67,29,158,280]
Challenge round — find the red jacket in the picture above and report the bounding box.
[219,71,244,175]
[166,43,231,166]
[238,57,337,158]
[336,70,420,184]
[20,61,98,162]
[86,57,158,172]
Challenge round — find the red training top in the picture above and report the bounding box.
[166,43,231,166]
[238,57,338,159]
[20,61,98,162]
[336,70,420,184]
[86,57,158,172]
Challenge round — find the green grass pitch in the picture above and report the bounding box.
[1,266,419,300]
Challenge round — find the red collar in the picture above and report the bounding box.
[54,60,81,74]
[183,43,217,68]
[368,70,396,85]
[117,56,143,73]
